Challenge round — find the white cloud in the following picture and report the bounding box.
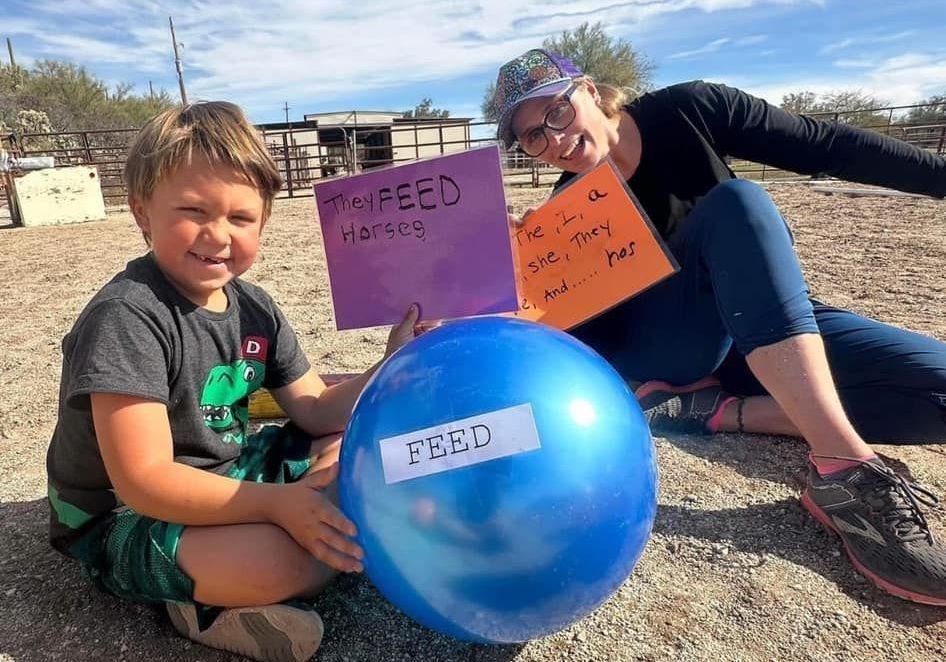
[11,0,815,117]
[34,34,165,71]
[820,30,915,55]
[667,33,767,60]
[821,38,855,55]
[2,17,42,35]
[833,58,875,69]
[735,34,767,46]
[668,38,731,60]
[31,0,161,14]
[725,51,946,107]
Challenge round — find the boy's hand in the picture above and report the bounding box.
[272,464,364,573]
[385,303,423,357]
[508,206,538,228]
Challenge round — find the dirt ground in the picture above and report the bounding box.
[1,182,945,662]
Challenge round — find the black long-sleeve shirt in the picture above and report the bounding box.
[555,81,946,238]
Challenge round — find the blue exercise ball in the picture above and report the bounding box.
[338,317,657,643]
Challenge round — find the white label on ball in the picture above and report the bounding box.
[379,403,541,484]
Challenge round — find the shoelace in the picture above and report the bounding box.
[814,455,938,544]
[863,462,937,543]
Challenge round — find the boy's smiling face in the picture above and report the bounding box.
[130,154,266,311]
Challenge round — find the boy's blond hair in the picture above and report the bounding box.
[124,101,283,223]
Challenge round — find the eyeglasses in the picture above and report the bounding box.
[512,83,578,158]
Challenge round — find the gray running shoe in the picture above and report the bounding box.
[635,377,737,434]
[801,456,946,605]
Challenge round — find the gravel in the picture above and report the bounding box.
[0,183,944,661]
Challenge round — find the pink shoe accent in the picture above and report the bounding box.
[809,453,878,477]
[705,396,740,434]
[634,376,720,401]
[800,492,946,606]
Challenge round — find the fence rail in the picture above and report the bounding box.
[717,103,946,182]
[2,101,945,216]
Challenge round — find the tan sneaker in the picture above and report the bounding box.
[166,601,324,662]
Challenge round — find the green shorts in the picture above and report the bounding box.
[66,423,313,605]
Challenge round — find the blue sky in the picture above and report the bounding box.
[2,0,944,126]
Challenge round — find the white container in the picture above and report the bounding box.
[13,165,106,227]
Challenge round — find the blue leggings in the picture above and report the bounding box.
[572,179,946,444]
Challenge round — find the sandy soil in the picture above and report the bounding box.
[1,183,945,662]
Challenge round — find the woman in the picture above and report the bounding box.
[493,48,946,605]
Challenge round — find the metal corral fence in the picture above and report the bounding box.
[2,102,945,215]
[728,103,946,181]
[255,117,561,198]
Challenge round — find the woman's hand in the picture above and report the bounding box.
[508,206,538,228]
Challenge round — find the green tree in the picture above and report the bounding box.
[1,60,175,137]
[481,22,654,122]
[780,91,818,115]
[403,98,450,119]
[780,89,891,128]
[480,83,498,123]
[906,93,946,124]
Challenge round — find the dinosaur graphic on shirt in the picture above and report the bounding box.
[199,358,265,445]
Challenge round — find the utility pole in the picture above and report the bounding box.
[6,38,16,69]
[5,38,18,91]
[149,80,155,101]
[168,16,188,105]
[283,101,291,124]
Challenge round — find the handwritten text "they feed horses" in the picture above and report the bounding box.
[323,175,462,245]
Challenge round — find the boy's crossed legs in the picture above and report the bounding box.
[72,429,348,662]
[168,430,345,662]
[177,431,342,605]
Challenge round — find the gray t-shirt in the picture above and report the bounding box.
[47,253,310,549]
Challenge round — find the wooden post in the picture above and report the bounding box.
[2,170,22,226]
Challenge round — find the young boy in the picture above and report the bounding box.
[46,101,419,662]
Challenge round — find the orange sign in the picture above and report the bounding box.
[513,159,678,330]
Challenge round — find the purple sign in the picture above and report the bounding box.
[315,146,518,330]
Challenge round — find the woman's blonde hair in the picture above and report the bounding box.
[576,75,633,118]
[124,101,283,221]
